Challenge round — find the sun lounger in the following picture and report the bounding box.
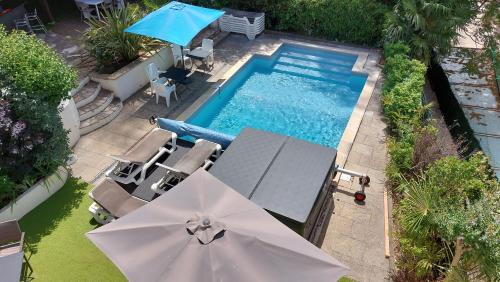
[151,139,222,194]
[105,128,177,185]
[88,179,147,224]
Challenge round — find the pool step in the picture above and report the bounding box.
[273,63,353,86]
[276,55,353,75]
[279,49,356,68]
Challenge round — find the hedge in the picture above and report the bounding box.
[383,43,500,280]
[144,0,390,45]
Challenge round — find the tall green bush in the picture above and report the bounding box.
[276,0,389,45]
[0,26,77,107]
[383,42,500,281]
[397,154,499,279]
[384,0,479,64]
[0,75,70,206]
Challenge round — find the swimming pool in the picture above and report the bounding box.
[187,44,368,148]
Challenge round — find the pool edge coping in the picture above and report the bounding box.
[176,37,381,170]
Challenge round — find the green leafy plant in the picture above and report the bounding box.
[0,74,70,207]
[275,0,389,45]
[0,26,77,107]
[83,4,147,73]
[383,0,479,64]
[396,154,499,280]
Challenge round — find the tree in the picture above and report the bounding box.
[384,0,479,64]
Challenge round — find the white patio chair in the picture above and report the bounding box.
[172,44,192,69]
[24,9,47,33]
[152,80,178,107]
[201,38,214,65]
[146,63,167,85]
[75,1,96,20]
[14,18,33,33]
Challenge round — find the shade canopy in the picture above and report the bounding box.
[87,169,348,282]
[125,1,224,47]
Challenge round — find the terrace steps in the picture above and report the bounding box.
[72,78,122,135]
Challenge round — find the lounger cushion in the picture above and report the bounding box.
[91,179,146,218]
[112,129,174,164]
[174,140,219,175]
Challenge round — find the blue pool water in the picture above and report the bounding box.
[187,44,368,148]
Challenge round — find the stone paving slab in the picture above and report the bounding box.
[321,79,391,281]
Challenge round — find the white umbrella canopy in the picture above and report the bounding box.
[87,169,348,282]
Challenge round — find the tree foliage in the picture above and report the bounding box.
[0,74,70,206]
[0,26,77,107]
[384,0,479,64]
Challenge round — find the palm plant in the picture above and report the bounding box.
[83,4,146,73]
[384,0,478,64]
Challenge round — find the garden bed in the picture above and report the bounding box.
[0,167,68,221]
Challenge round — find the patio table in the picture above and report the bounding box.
[159,67,191,84]
[76,0,104,20]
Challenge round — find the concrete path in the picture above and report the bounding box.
[322,78,392,281]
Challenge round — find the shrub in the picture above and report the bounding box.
[383,41,499,282]
[0,74,70,206]
[84,4,146,73]
[383,0,479,64]
[275,0,389,45]
[151,0,390,45]
[397,154,499,280]
[0,26,77,107]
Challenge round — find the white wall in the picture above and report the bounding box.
[0,167,68,221]
[91,47,174,101]
[59,97,80,147]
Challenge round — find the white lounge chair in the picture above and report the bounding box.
[88,179,147,224]
[151,139,222,194]
[152,80,178,107]
[105,128,177,185]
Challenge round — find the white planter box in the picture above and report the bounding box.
[220,9,265,40]
[90,47,174,101]
[59,97,80,147]
[0,167,68,221]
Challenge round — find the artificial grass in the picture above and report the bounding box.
[19,177,125,282]
[18,177,356,281]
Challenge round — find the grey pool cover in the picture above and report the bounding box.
[87,169,348,282]
[209,128,337,237]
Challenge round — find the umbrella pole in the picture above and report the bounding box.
[181,46,185,70]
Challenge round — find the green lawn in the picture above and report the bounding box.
[19,177,125,282]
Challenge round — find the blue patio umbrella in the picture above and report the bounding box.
[125,1,224,47]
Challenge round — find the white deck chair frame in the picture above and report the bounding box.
[105,128,177,185]
[151,139,222,194]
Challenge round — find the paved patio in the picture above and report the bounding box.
[49,25,391,281]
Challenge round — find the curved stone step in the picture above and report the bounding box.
[80,98,122,135]
[78,89,113,121]
[74,81,101,108]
